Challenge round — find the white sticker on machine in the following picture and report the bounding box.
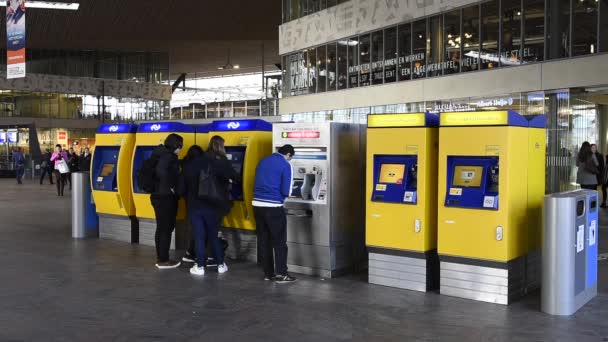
[577,225,585,253]
[403,191,414,202]
[590,220,597,246]
[483,196,495,208]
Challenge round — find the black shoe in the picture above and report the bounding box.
[181,253,195,263]
[264,274,276,281]
[274,274,296,284]
[155,260,181,269]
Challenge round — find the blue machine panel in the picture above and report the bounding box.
[92,146,120,192]
[132,146,155,194]
[212,119,272,132]
[137,122,195,133]
[371,155,418,204]
[586,192,598,288]
[97,124,138,134]
[444,156,499,210]
[194,123,212,133]
[225,146,246,201]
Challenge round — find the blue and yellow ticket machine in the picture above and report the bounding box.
[208,119,273,261]
[131,122,195,247]
[437,111,546,305]
[194,123,212,148]
[91,124,138,243]
[366,113,439,292]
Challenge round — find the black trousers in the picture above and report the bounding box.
[254,206,288,277]
[54,171,68,196]
[151,195,178,263]
[40,167,54,184]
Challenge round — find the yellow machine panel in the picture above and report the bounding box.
[366,120,439,252]
[91,124,138,217]
[437,111,546,263]
[130,122,195,220]
[208,119,273,231]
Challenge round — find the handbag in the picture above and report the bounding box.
[56,159,70,174]
[198,164,227,204]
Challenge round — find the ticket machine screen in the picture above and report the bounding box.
[92,146,119,191]
[132,146,155,194]
[372,155,418,204]
[225,146,246,201]
[445,156,499,210]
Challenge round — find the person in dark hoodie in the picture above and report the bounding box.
[151,133,184,269]
[78,147,92,172]
[181,136,239,276]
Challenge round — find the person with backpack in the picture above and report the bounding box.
[181,136,239,276]
[148,133,184,269]
[252,144,296,283]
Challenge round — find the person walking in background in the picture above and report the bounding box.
[39,149,54,185]
[51,145,69,196]
[78,147,91,172]
[12,147,25,185]
[67,147,79,190]
[151,134,183,269]
[252,144,296,283]
[577,141,599,191]
[592,144,607,207]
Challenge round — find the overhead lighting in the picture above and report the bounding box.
[218,48,239,71]
[0,1,80,10]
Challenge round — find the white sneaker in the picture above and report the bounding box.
[190,265,205,276]
[218,263,228,274]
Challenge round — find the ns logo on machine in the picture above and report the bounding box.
[108,125,119,132]
[227,121,241,130]
[150,124,162,132]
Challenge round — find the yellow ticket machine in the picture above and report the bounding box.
[91,124,138,243]
[437,111,546,305]
[131,122,195,247]
[366,113,439,292]
[194,123,212,147]
[208,119,273,261]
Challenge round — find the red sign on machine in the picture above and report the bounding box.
[283,131,320,139]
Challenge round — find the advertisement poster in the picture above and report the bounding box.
[57,130,68,146]
[6,0,26,79]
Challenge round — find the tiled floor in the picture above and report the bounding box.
[1,179,608,341]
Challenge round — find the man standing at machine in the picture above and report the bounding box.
[151,133,184,269]
[252,144,296,283]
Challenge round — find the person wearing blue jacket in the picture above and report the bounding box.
[252,144,296,283]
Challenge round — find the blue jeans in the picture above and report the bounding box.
[189,206,224,267]
[15,167,24,183]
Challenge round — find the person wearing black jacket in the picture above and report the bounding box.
[78,147,91,172]
[39,149,54,185]
[592,144,606,207]
[151,133,183,269]
[181,135,239,276]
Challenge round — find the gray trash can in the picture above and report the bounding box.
[72,172,98,238]
[541,189,598,316]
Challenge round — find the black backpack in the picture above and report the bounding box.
[138,155,159,193]
[198,164,227,203]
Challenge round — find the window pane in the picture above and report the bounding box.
[412,19,427,79]
[384,27,397,83]
[462,5,480,72]
[602,0,608,53]
[398,24,412,81]
[481,0,500,69]
[310,0,320,13]
[327,43,337,91]
[337,41,347,90]
[283,0,290,22]
[308,48,317,93]
[301,0,310,16]
[327,0,337,7]
[573,0,599,56]
[444,10,461,75]
[290,0,300,20]
[546,0,570,59]
[371,31,384,85]
[288,52,308,96]
[501,0,522,66]
[428,15,443,77]
[347,37,359,88]
[317,46,327,93]
[359,34,371,86]
[523,0,545,62]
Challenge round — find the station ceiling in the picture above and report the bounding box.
[2,0,281,77]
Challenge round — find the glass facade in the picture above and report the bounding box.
[283,0,608,97]
[282,0,345,23]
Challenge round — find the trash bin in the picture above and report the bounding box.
[72,172,99,238]
[541,189,598,316]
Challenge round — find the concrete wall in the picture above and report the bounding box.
[279,54,608,115]
[279,0,479,55]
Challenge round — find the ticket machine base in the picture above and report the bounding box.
[99,215,136,244]
[368,249,439,292]
[220,227,258,262]
[439,251,540,305]
[138,218,178,250]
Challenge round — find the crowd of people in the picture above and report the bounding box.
[39,145,91,196]
[146,133,297,283]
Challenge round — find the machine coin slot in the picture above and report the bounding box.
[285,209,313,217]
[576,200,585,217]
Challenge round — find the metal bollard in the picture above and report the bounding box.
[72,172,91,238]
[541,189,598,316]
